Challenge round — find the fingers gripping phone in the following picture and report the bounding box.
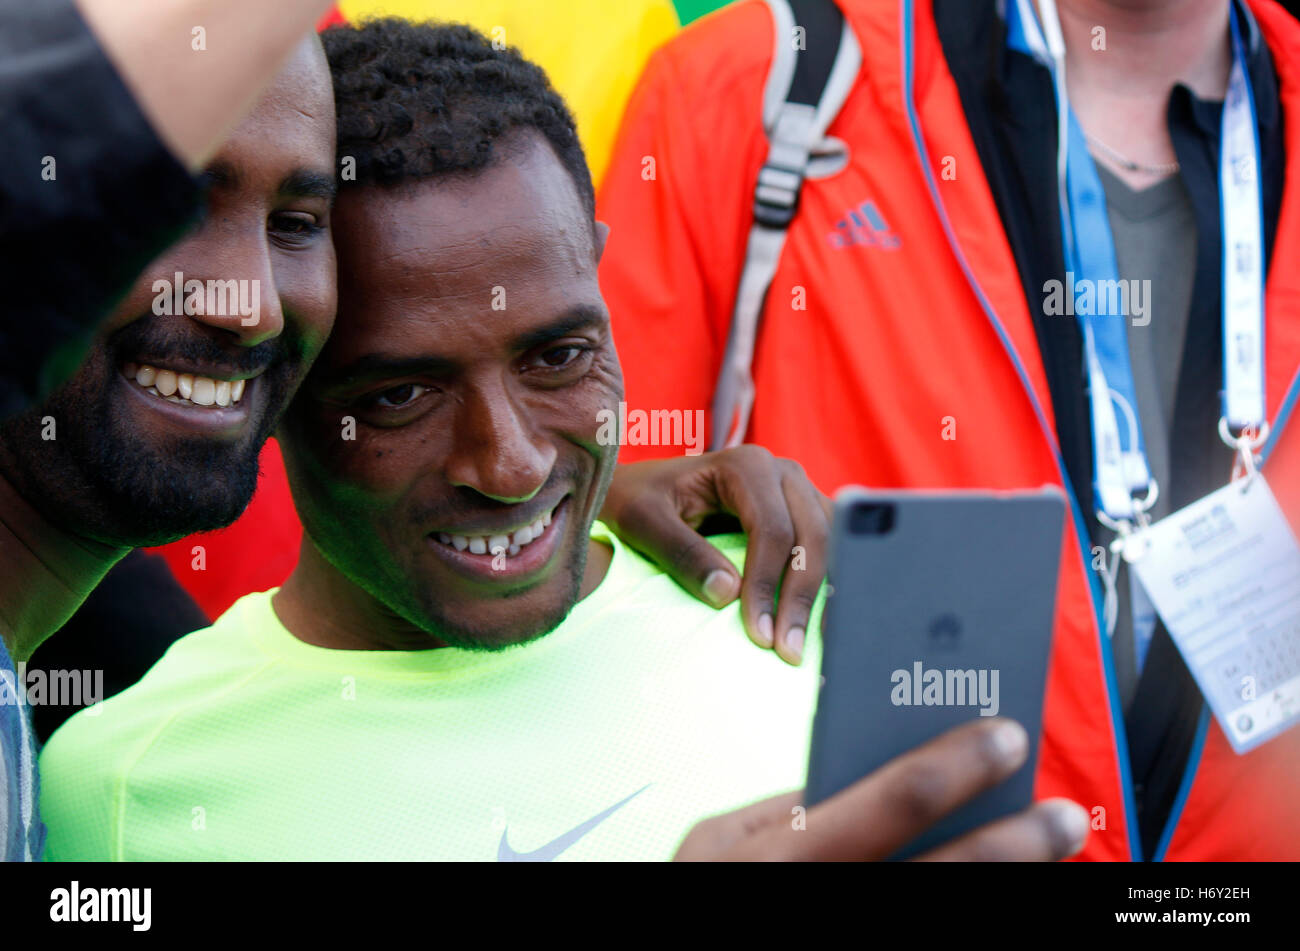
[805,487,1067,859]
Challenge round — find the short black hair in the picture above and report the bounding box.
[321,19,595,218]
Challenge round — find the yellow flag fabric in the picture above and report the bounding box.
[336,0,680,186]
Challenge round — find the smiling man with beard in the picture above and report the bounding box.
[0,33,339,867]
[0,0,365,864]
[0,134,334,549]
[36,20,1090,863]
[0,35,340,658]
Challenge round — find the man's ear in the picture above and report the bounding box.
[594,220,611,263]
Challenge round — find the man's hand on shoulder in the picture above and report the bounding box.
[600,447,829,665]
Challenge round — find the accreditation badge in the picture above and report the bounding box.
[1128,474,1300,753]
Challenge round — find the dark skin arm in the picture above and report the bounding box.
[599,446,830,665]
[674,718,1091,861]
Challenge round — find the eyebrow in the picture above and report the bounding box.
[327,353,459,387]
[280,169,338,202]
[324,307,608,388]
[507,307,607,352]
[196,162,336,202]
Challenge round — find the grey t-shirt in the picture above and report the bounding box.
[1095,163,1198,709]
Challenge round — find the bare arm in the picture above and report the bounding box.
[74,0,335,169]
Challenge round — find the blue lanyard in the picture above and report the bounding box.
[1006,0,1268,525]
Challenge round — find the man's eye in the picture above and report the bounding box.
[540,346,583,368]
[270,212,323,237]
[373,384,427,409]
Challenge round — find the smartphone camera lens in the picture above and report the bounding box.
[848,502,895,536]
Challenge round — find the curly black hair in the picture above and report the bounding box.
[321,18,595,219]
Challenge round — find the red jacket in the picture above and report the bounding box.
[149,438,300,621]
[597,0,1300,859]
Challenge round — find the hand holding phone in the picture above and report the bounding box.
[675,718,1089,861]
[805,488,1067,858]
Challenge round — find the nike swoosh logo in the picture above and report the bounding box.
[497,784,650,862]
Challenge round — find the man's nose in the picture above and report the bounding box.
[444,379,556,503]
[178,232,285,347]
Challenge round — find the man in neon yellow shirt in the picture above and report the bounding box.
[39,20,1088,862]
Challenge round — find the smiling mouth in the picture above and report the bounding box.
[122,361,254,408]
[432,499,561,558]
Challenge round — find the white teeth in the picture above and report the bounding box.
[125,363,250,407]
[191,377,216,406]
[435,503,562,559]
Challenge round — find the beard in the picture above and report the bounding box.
[0,314,308,547]
[396,468,607,651]
[406,538,591,652]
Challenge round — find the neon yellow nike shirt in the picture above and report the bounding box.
[39,526,822,860]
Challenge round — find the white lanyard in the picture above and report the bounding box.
[1009,0,1269,528]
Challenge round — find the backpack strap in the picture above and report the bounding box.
[709,0,861,450]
